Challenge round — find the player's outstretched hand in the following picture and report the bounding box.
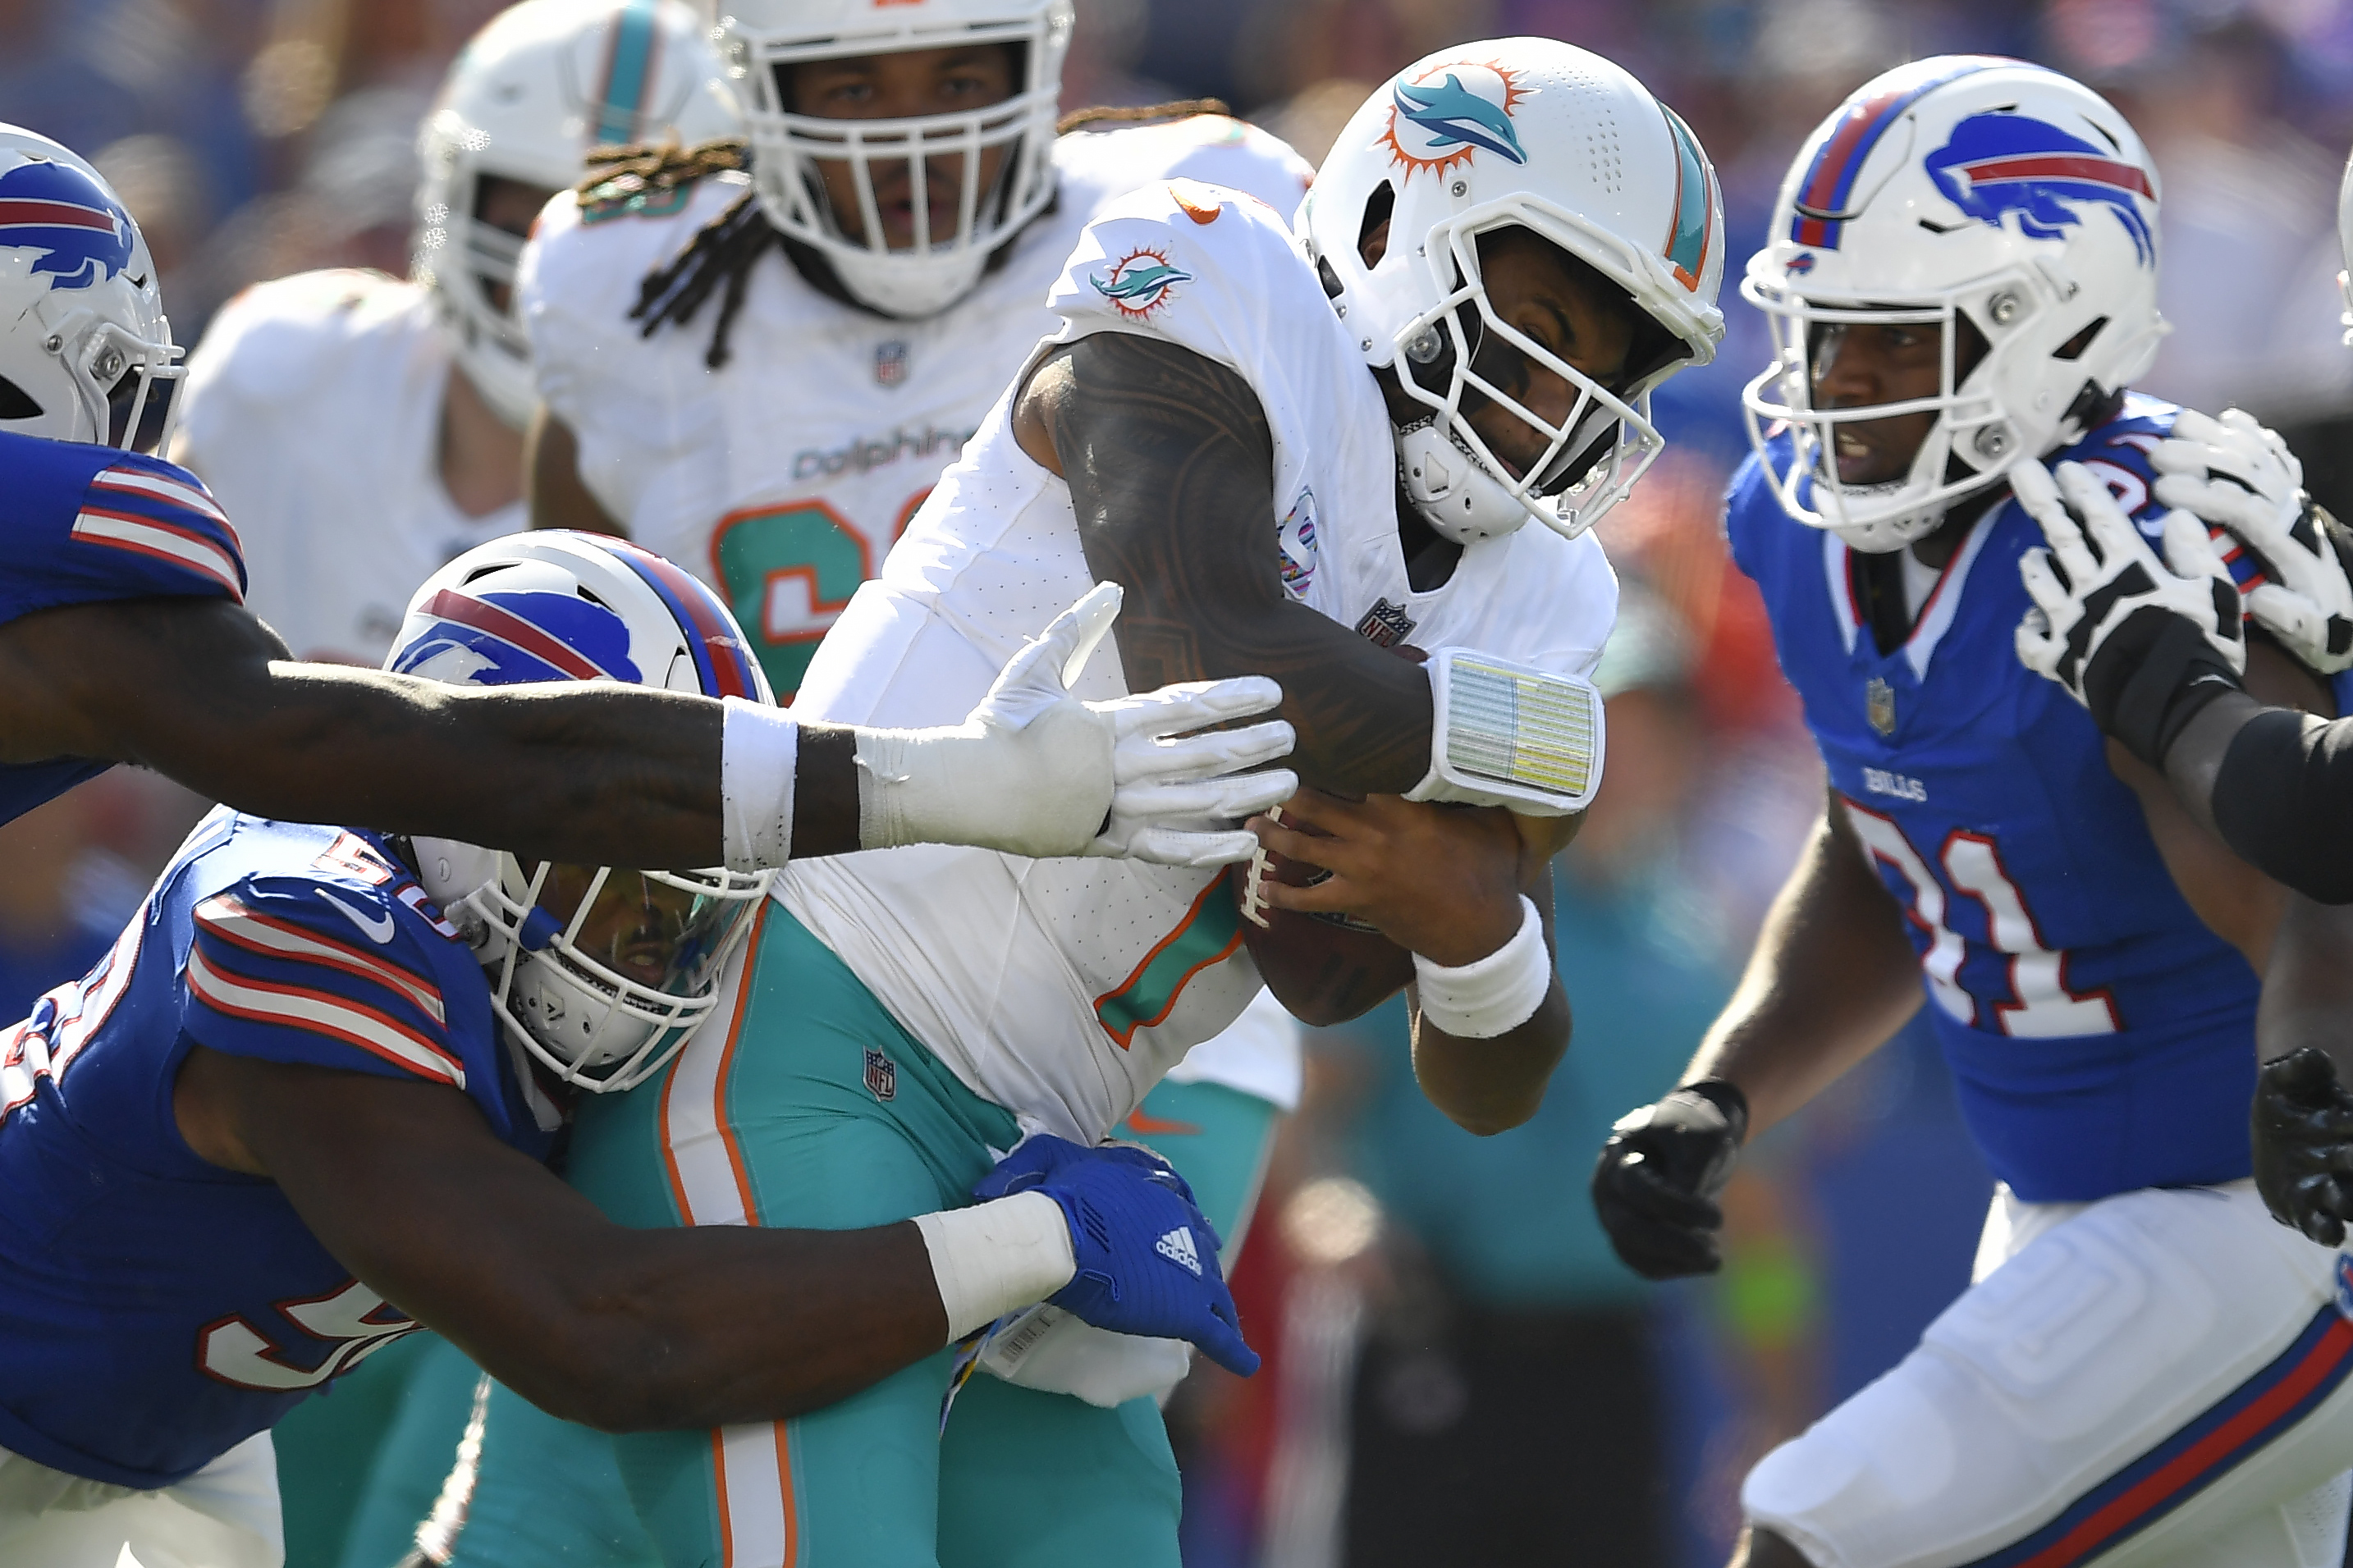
[2252,1048,2353,1247]
[867,583,1295,865]
[975,1134,1260,1377]
[2011,459,2246,767]
[2151,408,2353,675]
[1591,1081,1747,1279]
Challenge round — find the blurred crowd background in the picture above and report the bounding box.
[9,0,2353,1562]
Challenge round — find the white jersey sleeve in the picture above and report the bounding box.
[519,176,744,529]
[1040,177,1412,633]
[173,270,522,665]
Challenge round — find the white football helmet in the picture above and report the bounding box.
[414,0,740,427]
[386,532,776,1094]
[0,124,181,453]
[1742,56,2167,551]
[1304,39,1725,546]
[718,0,1073,319]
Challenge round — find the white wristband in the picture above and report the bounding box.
[912,1192,1078,1343]
[720,697,799,873]
[1411,895,1551,1039]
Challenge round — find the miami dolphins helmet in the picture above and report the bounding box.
[389,532,774,1095]
[717,0,1073,319]
[0,124,181,452]
[414,0,739,427]
[1305,39,1725,546]
[1742,57,2166,551]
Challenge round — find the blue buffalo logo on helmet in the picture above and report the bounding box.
[391,588,644,688]
[0,158,136,290]
[1924,111,2156,265]
[1380,61,1531,181]
[1092,246,1193,322]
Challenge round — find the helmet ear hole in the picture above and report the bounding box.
[1357,181,1395,267]
[2052,316,2107,362]
[0,372,42,420]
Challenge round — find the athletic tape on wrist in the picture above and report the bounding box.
[1411,894,1551,1039]
[913,1192,1078,1343]
[720,697,798,872]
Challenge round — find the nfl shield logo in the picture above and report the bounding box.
[864,1049,896,1101]
[875,341,909,386]
[1866,677,1897,737]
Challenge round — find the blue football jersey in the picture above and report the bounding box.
[0,810,552,1489]
[1728,395,2264,1203]
[0,428,249,825]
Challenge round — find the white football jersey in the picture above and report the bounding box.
[778,181,1618,1144]
[173,271,527,665]
[517,117,1316,701]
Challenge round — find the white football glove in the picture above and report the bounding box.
[855,583,1298,867]
[2012,459,2245,766]
[2150,407,2353,674]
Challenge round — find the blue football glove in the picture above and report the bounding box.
[973,1135,1260,1377]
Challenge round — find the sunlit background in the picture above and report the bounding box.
[7,0,2352,1563]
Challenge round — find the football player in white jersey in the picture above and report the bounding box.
[529,34,1726,1568]
[341,8,1323,1564]
[172,0,741,666]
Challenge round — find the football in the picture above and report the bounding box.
[1230,811,1415,1026]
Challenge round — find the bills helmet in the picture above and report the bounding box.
[1304,39,1725,546]
[414,0,739,427]
[387,532,772,1094]
[0,124,181,453]
[1742,57,2166,551]
[719,0,1073,319]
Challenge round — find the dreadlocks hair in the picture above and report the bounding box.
[1055,98,1229,135]
[574,137,776,372]
[598,100,1233,369]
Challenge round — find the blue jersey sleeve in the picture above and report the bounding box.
[1722,447,1780,585]
[178,873,466,1089]
[0,429,247,632]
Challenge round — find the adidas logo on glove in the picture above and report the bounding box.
[1155,1226,1202,1276]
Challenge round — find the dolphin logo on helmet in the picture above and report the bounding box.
[1393,72,1529,165]
[1924,111,2157,266]
[0,159,136,290]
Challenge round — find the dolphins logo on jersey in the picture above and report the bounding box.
[1380,62,1531,181]
[1924,112,2157,266]
[1092,247,1193,322]
[390,588,643,688]
[0,159,137,290]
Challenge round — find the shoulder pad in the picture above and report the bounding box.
[184,269,420,406]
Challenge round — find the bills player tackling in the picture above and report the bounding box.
[0,532,1265,1568]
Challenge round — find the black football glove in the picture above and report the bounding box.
[1591,1079,1749,1280]
[2253,1047,2353,1246]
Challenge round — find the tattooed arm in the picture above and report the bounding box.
[1013,331,1434,796]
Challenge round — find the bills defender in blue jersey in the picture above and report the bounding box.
[0,530,1266,1568]
[1591,58,2353,1568]
[0,122,1292,885]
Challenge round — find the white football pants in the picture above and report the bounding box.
[0,1431,282,1568]
[1742,1180,2353,1568]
